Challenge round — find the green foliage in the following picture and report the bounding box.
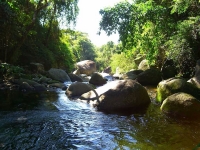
[64,30,96,62]
[99,0,200,77]
[165,16,200,77]
[0,63,24,77]
[95,41,122,71]
[110,53,137,74]
[99,1,176,65]
[0,0,79,72]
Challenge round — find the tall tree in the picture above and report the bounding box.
[99,0,200,77]
[0,0,79,67]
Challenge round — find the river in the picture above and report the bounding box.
[0,85,200,150]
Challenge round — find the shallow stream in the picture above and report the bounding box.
[0,85,200,150]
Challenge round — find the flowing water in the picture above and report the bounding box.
[0,86,200,150]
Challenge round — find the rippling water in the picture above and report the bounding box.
[0,88,200,150]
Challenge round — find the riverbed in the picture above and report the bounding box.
[0,86,200,150]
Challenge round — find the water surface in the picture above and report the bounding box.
[0,88,200,150]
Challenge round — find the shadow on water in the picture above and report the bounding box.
[0,90,59,111]
[0,88,200,149]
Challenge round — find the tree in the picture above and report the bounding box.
[64,30,96,62]
[0,0,79,71]
[95,41,122,71]
[99,0,200,77]
[99,1,176,64]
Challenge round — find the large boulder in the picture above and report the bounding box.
[80,79,150,113]
[89,72,107,86]
[66,82,94,97]
[76,60,96,76]
[160,92,200,118]
[135,68,162,86]
[156,78,200,103]
[48,68,71,83]
[123,70,143,80]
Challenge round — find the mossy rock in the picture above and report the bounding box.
[156,78,200,103]
[160,92,200,118]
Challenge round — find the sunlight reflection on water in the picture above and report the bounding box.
[0,87,200,149]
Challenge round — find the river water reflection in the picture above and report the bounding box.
[0,87,200,150]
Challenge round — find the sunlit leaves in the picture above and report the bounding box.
[171,0,193,14]
[64,30,96,62]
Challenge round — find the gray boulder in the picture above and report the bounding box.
[76,60,96,76]
[123,70,143,80]
[136,68,162,85]
[80,79,150,112]
[66,82,94,97]
[48,68,71,83]
[89,72,106,86]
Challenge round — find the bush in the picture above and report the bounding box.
[110,53,137,74]
[0,63,24,78]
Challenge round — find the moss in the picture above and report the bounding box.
[156,78,200,103]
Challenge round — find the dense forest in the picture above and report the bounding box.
[0,0,200,77]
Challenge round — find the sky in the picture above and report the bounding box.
[74,0,124,47]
